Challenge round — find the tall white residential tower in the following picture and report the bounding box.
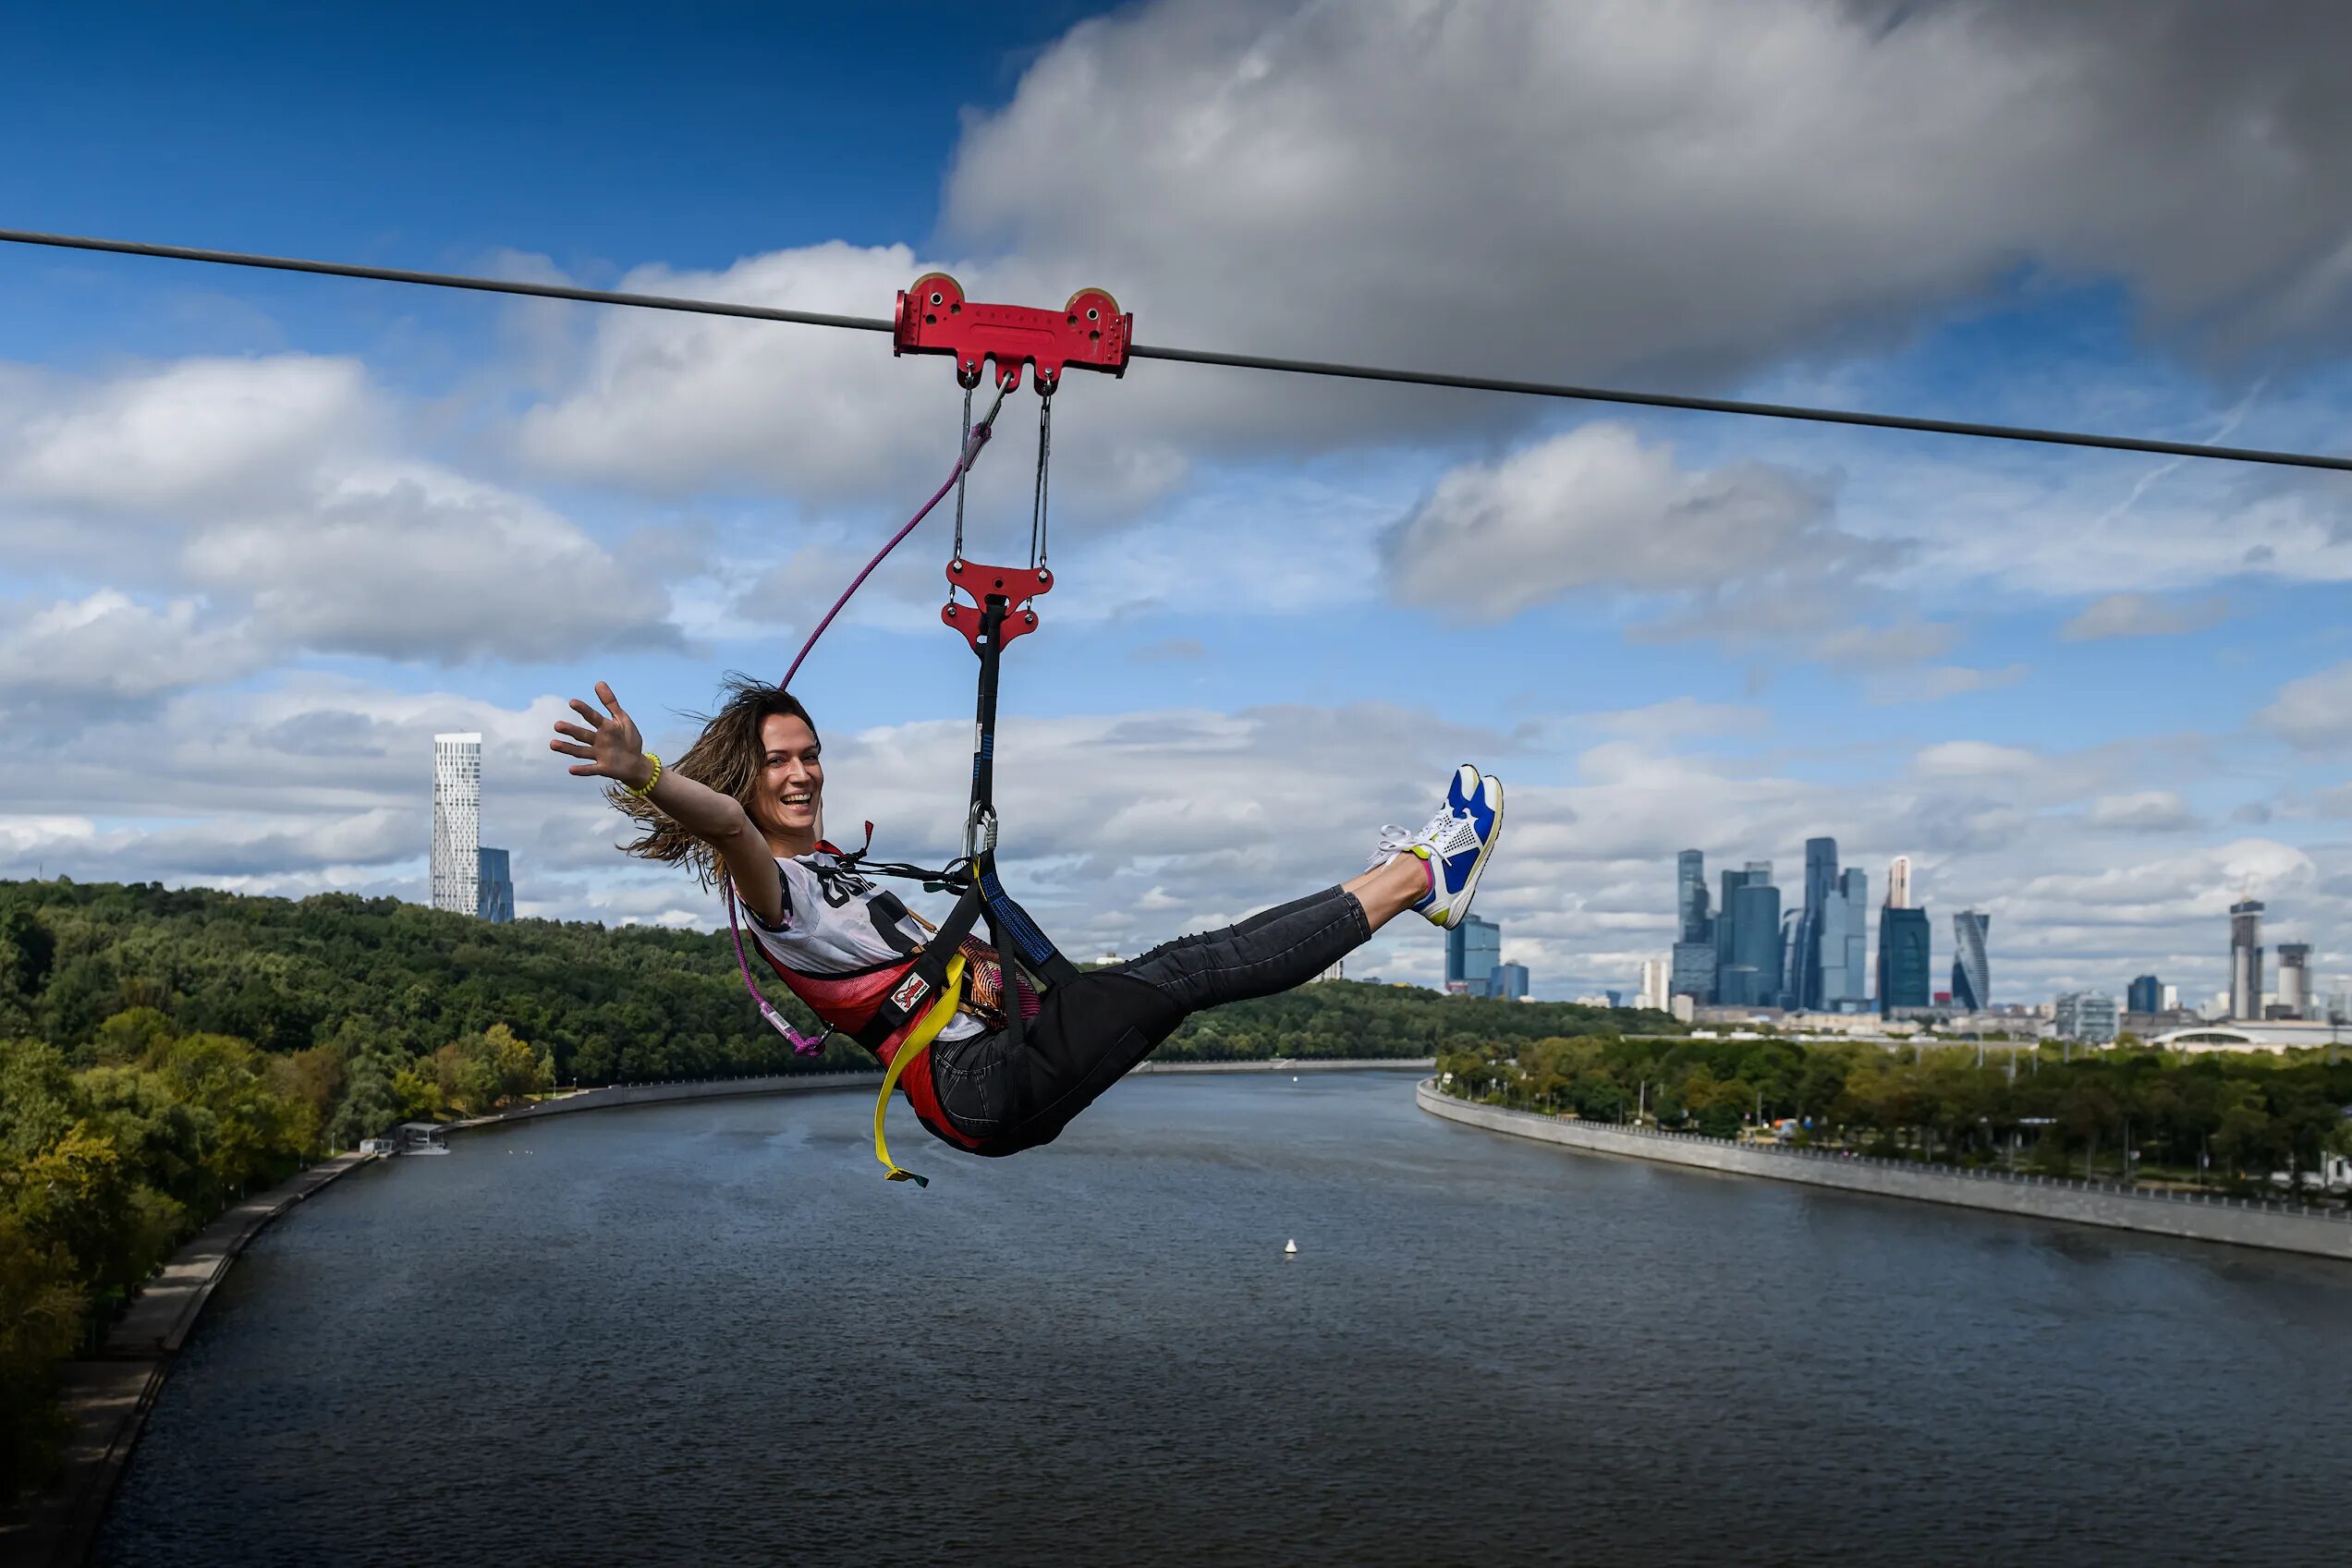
[432,733,482,916]
[1885,855,1912,909]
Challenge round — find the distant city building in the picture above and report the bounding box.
[1447,915,1501,996]
[1950,910,1991,1011]
[1717,874,1782,1008]
[476,846,514,924]
[1885,855,1913,910]
[1638,957,1670,1013]
[2161,982,2180,1012]
[2276,942,2310,1018]
[1487,962,1529,1002]
[1673,849,1717,1001]
[1780,907,1806,1009]
[1839,867,1869,1008]
[1314,958,1346,983]
[2053,991,2119,1043]
[2228,899,2264,1020]
[1670,940,1717,1003]
[432,733,482,917]
[1876,906,1931,1015]
[1796,836,1838,1010]
[2127,974,2162,1015]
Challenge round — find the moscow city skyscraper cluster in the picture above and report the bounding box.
[1669,840,1975,1017]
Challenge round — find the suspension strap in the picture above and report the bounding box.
[1029,395,1052,569]
[871,952,967,1187]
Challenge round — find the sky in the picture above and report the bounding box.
[4,0,2352,1008]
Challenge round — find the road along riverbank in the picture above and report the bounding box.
[1416,1080,2352,1262]
[0,1151,379,1568]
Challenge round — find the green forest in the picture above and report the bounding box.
[0,875,1653,1497]
[1437,1033,2352,1191]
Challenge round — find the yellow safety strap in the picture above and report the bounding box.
[872,953,967,1188]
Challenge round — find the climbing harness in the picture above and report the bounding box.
[725,274,1132,1183]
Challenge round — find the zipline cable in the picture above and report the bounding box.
[5,225,2349,475]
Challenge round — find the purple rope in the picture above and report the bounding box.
[781,395,1003,691]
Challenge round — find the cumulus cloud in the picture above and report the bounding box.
[0,354,678,666]
[1383,422,1894,627]
[2087,791,2200,832]
[2256,662,2352,750]
[947,0,2352,411]
[2060,592,2229,640]
[0,590,267,707]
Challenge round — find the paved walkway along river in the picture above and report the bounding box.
[1417,1079,2352,1261]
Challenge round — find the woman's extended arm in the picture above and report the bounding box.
[550,681,786,926]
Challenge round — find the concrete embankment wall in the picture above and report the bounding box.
[479,1057,1435,1127]
[1416,1080,2352,1262]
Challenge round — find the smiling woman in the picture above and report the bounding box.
[550,675,1505,1185]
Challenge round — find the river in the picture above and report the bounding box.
[101,1071,2351,1565]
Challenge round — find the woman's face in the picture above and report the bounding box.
[757,713,823,841]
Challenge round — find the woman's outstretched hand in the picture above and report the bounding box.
[550,681,653,792]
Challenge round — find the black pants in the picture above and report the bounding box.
[928,885,1372,1155]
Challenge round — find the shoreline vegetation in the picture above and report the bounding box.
[0,875,1654,1500]
[1433,1032,2352,1205]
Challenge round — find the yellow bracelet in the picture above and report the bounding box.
[627,754,663,798]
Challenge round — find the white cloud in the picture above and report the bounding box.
[0,590,266,706]
[1384,422,1889,625]
[0,355,679,666]
[2060,592,2229,640]
[2256,662,2352,751]
[2087,791,2199,833]
[947,0,2352,413]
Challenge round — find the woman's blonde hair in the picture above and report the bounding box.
[613,673,819,892]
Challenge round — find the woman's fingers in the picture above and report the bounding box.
[567,697,605,725]
[552,719,596,743]
[550,738,596,760]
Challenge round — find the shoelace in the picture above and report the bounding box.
[1369,802,1471,869]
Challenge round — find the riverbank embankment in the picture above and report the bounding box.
[478,1056,1435,1127]
[1416,1079,2352,1261]
[1,1151,379,1568]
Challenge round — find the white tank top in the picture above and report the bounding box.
[740,849,986,1042]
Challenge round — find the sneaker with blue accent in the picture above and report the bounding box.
[1371,763,1504,929]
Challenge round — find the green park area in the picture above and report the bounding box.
[1436,1032,2352,1197]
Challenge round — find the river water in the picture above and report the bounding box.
[102,1072,2351,1566]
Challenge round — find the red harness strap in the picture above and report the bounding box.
[748,943,985,1152]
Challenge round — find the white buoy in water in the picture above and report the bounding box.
[1292,1076,1299,1082]
[1285,1238,1298,1256]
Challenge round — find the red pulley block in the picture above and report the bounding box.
[895,272,1131,394]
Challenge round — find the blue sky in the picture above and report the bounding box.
[4,0,2351,1009]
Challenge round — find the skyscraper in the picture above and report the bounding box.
[1487,962,1529,1002]
[1885,855,1912,910]
[1840,867,1869,1007]
[1781,907,1806,1007]
[1724,876,1784,1007]
[432,733,482,917]
[2276,942,2310,1018]
[1674,849,1716,1001]
[2228,899,2264,1019]
[477,846,515,924]
[1796,836,1838,1009]
[1877,906,1931,1015]
[1448,915,1501,996]
[2127,974,2162,1015]
[1951,910,1991,1012]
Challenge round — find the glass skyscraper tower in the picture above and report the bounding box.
[1950,910,1991,1012]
